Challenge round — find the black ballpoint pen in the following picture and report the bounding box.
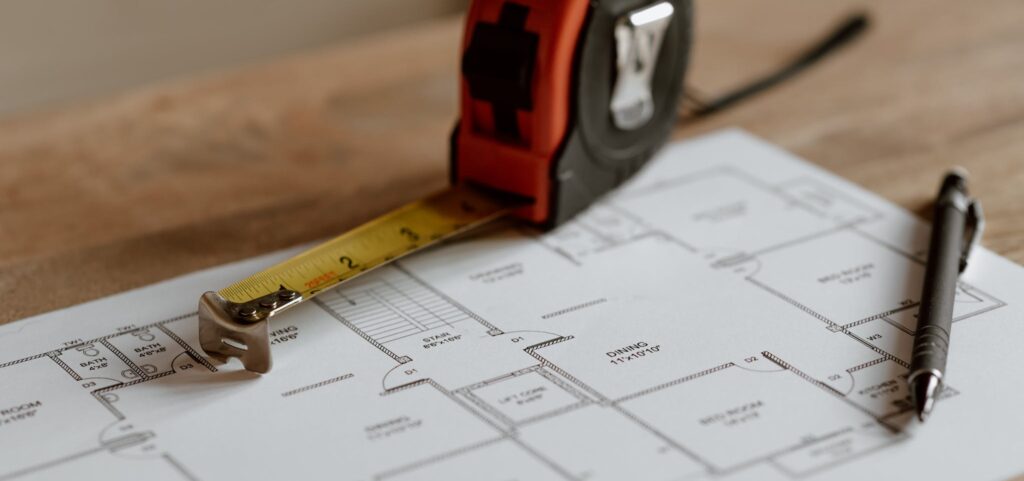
[908,168,984,422]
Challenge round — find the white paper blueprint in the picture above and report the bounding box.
[2,129,1022,481]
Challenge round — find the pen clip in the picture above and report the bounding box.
[959,199,985,273]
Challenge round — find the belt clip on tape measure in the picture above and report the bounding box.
[198,0,692,373]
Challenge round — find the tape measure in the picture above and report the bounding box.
[217,186,518,304]
[200,0,692,373]
[198,186,523,373]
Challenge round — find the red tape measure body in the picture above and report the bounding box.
[455,0,589,224]
[454,0,692,227]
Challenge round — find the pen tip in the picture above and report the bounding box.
[911,373,940,422]
[948,166,969,179]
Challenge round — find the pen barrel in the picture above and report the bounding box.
[909,199,966,379]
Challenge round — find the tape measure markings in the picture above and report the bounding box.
[217,185,520,304]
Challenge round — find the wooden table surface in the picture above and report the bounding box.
[2,0,1022,326]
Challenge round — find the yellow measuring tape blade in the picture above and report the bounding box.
[218,185,519,304]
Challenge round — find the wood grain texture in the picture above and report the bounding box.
[1,0,1022,328]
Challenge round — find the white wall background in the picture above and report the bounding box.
[0,0,464,118]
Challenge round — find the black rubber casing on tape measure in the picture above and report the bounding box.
[451,0,692,227]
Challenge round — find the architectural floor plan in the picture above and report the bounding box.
[2,130,1022,481]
